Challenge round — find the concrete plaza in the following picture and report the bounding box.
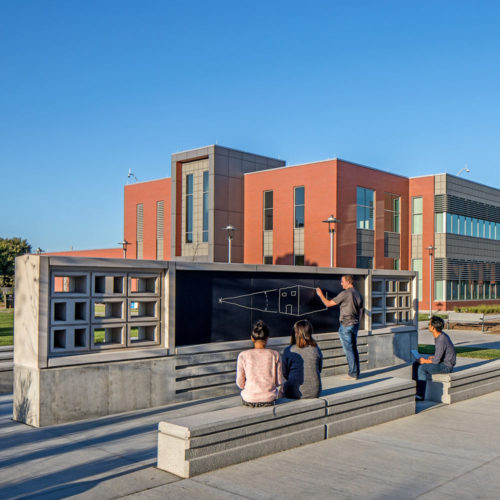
[1,328,499,499]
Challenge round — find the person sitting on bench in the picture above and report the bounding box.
[236,320,283,407]
[414,316,456,401]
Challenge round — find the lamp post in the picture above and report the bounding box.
[456,166,470,176]
[321,215,340,267]
[118,240,130,259]
[427,245,436,316]
[222,225,237,263]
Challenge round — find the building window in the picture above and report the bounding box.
[294,186,305,228]
[357,187,374,230]
[394,259,400,270]
[202,171,209,242]
[136,203,143,259]
[412,258,422,301]
[294,255,305,266]
[435,213,445,233]
[412,197,423,235]
[263,190,273,264]
[384,193,400,232]
[356,256,373,269]
[435,280,445,301]
[185,174,193,243]
[264,191,273,230]
[293,187,305,265]
[156,201,164,259]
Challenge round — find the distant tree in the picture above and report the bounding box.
[0,237,32,287]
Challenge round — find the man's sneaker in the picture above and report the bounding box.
[341,375,358,381]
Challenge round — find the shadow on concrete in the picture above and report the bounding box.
[0,456,155,499]
[321,377,392,396]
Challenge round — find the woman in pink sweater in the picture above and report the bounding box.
[236,320,283,407]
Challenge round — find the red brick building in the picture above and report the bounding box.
[52,145,500,311]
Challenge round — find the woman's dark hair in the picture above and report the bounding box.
[251,320,270,341]
[429,316,445,332]
[291,319,317,348]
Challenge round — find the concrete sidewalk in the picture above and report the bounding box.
[418,324,500,350]
[1,383,499,499]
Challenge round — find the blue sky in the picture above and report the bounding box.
[2,0,500,252]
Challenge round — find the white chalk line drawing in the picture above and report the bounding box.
[219,285,328,317]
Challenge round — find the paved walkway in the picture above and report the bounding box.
[418,324,500,350]
[1,382,500,499]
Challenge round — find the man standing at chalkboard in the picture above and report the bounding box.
[316,275,363,380]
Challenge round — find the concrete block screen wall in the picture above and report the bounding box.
[13,255,418,426]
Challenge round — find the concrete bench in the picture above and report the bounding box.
[446,312,485,331]
[425,359,500,404]
[157,398,326,478]
[322,378,415,438]
[157,377,415,478]
[0,346,13,394]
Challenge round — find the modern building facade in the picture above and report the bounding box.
[54,144,500,311]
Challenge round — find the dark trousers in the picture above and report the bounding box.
[412,361,452,398]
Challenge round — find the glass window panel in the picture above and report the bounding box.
[435,280,444,301]
[412,197,423,214]
[294,206,304,228]
[357,187,375,230]
[466,217,472,236]
[294,186,304,206]
[435,213,444,233]
[459,216,465,235]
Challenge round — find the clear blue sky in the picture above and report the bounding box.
[2,0,500,252]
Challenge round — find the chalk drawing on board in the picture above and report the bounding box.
[219,285,328,316]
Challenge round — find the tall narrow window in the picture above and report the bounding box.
[202,171,209,242]
[357,187,374,229]
[294,186,305,228]
[185,174,193,243]
[294,186,305,265]
[156,201,164,259]
[264,191,273,230]
[136,203,143,259]
[263,190,273,264]
[412,197,423,234]
[384,193,400,232]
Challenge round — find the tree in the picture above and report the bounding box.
[0,237,32,287]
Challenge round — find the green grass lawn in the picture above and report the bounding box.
[419,344,500,360]
[0,309,14,346]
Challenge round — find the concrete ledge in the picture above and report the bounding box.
[321,377,415,438]
[426,359,500,404]
[157,377,417,478]
[158,398,326,478]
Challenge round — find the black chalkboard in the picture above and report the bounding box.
[175,270,365,346]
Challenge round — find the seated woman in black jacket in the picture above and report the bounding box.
[282,320,323,399]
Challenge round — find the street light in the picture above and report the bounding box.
[427,245,436,316]
[456,166,470,176]
[118,240,130,259]
[222,225,237,263]
[321,215,340,267]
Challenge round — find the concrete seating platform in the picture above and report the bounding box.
[426,358,500,404]
[158,398,326,478]
[322,377,415,437]
[157,375,415,478]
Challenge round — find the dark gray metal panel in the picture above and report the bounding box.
[435,194,500,222]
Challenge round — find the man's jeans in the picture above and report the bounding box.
[338,323,360,379]
[412,362,452,398]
